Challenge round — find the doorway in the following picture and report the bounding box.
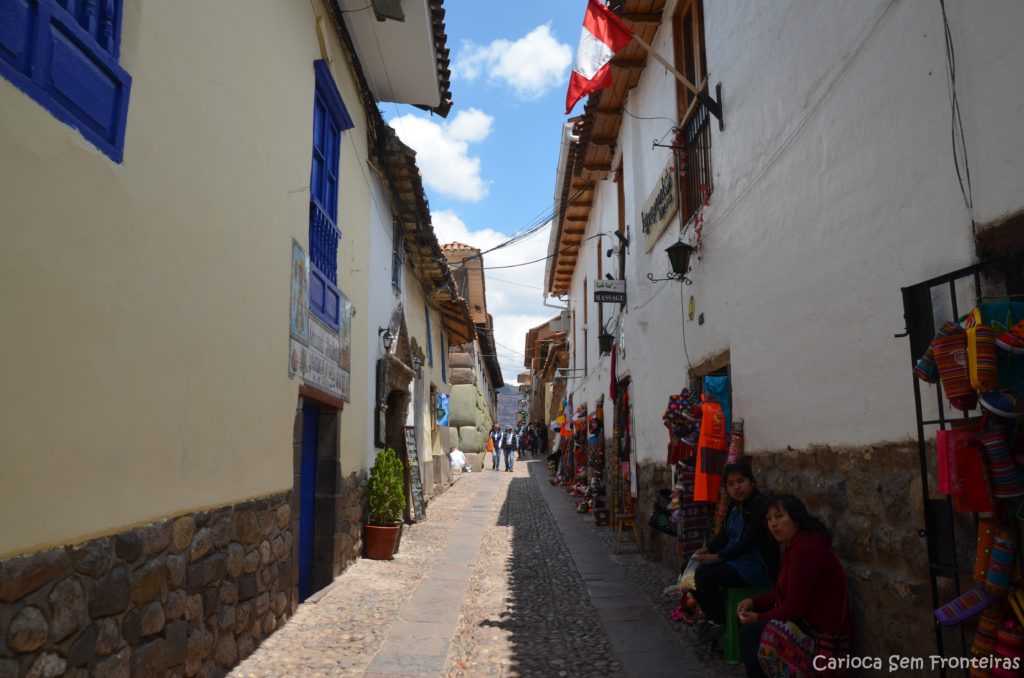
[293,394,343,603]
[298,401,318,601]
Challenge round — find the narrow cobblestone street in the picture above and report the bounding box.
[231,461,741,677]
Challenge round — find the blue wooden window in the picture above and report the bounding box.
[308,60,353,330]
[0,0,131,162]
[424,303,433,367]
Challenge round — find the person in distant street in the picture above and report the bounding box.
[449,446,467,473]
[501,426,517,472]
[520,425,533,460]
[488,425,501,471]
[538,423,548,459]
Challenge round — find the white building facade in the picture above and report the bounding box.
[546,0,1024,662]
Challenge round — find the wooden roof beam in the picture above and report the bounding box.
[611,58,646,70]
[622,12,663,25]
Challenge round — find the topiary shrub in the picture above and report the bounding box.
[365,447,406,524]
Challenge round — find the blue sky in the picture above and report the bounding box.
[387,0,587,383]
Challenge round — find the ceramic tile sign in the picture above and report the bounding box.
[290,240,310,344]
[641,156,679,253]
[404,426,426,522]
[288,241,353,402]
[288,311,351,403]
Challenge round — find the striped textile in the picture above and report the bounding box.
[915,321,960,383]
[934,329,979,410]
[936,585,998,626]
[974,518,997,583]
[969,324,1001,392]
[977,429,1024,499]
[985,528,1019,597]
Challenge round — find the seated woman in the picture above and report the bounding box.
[737,494,851,678]
[692,462,779,643]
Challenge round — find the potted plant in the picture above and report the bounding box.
[363,447,406,560]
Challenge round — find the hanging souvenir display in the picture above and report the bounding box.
[920,300,1024,641]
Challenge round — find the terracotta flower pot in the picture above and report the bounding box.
[364,523,401,560]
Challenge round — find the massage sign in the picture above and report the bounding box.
[641,156,680,253]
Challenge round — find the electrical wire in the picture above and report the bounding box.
[938,0,975,233]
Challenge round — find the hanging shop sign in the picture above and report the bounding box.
[641,157,679,253]
[288,240,352,402]
[593,278,626,303]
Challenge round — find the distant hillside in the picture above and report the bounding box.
[496,389,521,429]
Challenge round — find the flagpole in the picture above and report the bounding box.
[628,31,701,97]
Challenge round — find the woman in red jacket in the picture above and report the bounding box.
[736,495,851,677]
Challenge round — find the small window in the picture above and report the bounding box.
[308,60,353,330]
[0,0,131,162]
[425,303,433,366]
[391,219,404,289]
[672,0,712,224]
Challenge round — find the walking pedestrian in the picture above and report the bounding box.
[488,425,501,471]
[501,426,517,472]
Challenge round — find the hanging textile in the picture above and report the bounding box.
[703,375,731,435]
[710,420,745,536]
[674,464,715,561]
[693,396,728,502]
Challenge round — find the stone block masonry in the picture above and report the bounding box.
[0,491,294,677]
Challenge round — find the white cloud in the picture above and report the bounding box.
[434,210,555,385]
[454,25,572,101]
[389,109,493,202]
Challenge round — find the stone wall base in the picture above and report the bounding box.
[0,492,295,678]
[636,442,934,668]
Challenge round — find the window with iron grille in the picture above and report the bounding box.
[0,0,131,162]
[672,0,712,225]
[309,60,353,330]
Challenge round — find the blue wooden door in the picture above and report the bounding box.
[298,402,319,601]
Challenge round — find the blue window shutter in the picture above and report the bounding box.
[307,60,353,331]
[425,304,433,366]
[440,335,446,383]
[0,0,130,162]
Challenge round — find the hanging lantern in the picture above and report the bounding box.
[598,330,614,355]
[666,241,694,277]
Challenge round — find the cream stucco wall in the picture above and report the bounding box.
[0,0,373,558]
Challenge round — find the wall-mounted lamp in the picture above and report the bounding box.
[647,241,694,285]
[597,328,614,355]
[379,326,395,352]
[411,355,422,372]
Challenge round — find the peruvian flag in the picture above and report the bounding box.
[565,0,634,114]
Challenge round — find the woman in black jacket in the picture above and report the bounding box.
[692,462,779,642]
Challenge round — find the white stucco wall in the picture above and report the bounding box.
[0,0,375,557]
[562,0,1024,463]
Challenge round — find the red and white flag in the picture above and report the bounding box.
[565,0,634,114]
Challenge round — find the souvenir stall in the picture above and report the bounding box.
[572,398,606,514]
[660,380,743,624]
[901,251,1024,675]
[609,381,635,521]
